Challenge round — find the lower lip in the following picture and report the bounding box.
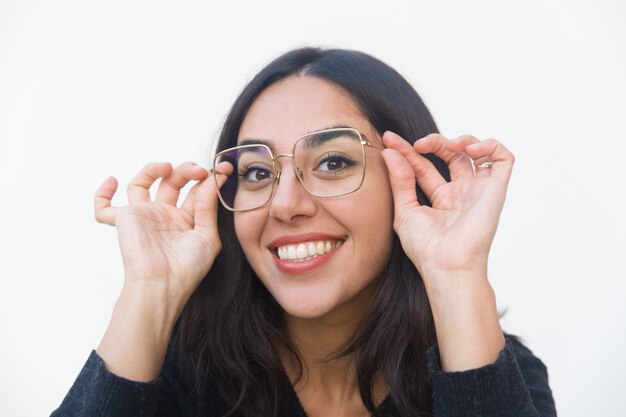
[272,244,342,275]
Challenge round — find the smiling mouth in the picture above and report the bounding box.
[274,240,343,262]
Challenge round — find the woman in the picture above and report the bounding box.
[53,48,555,416]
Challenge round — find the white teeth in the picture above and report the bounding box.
[276,240,343,261]
[296,243,307,258]
[316,241,324,255]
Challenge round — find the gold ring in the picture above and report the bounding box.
[475,161,493,170]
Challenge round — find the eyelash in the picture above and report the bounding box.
[238,165,273,182]
[316,153,357,173]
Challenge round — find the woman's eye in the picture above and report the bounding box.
[239,166,273,182]
[317,153,356,173]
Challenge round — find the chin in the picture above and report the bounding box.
[276,293,339,320]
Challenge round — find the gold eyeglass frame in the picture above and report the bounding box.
[210,127,375,212]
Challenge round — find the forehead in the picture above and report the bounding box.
[238,76,373,148]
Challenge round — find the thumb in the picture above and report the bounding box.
[193,174,225,239]
[381,148,421,215]
[193,162,232,239]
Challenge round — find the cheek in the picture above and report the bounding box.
[234,212,266,257]
[357,161,395,262]
[362,202,394,265]
[345,187,394,264]
[362,158,394,220]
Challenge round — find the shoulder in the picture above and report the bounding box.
[505,333,551,395]
[505,333,557,415]
[160,329,233,416]
[505,333,550,379]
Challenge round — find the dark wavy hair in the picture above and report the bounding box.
[178,47,451,417]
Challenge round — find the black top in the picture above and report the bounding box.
[51,336,556,416]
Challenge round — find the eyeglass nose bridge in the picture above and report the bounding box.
[272,153,305,185]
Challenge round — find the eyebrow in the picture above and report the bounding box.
[238,138,276,151]
[238,124,371,149]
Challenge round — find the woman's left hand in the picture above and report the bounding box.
[381,131,513,372]
[381,131,515,286]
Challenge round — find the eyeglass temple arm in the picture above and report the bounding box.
[362,140,383,150]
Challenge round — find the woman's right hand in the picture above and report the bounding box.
[93,161,230,381]
[94,161,228,308]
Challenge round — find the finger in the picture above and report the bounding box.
[381,147,422,215]
[383,131,446,199]
[94,176,119,226]
[180,181,201,218]
[181,161,233,216]
[127,162,173,203]
[155,162,208,205]
[192,162,233,238]
[465,139,515,182]
[414,133,474,179]
[444,134,480,153]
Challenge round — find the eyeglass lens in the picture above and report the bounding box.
[214,129,365,211]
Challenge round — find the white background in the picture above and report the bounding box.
[1,1,624,415]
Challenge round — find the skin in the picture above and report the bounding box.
[92,75,513,417]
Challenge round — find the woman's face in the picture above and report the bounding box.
[235,76,394,320]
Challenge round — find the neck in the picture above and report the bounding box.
[278,281,388,411]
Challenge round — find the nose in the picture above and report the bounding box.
[268,158,317,223]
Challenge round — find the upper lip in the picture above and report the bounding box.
[268,232,347,248]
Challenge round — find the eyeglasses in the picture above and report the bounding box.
[211,127,375,212]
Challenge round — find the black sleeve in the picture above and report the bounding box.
[50,349,186,417]
[426,337,557,417]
